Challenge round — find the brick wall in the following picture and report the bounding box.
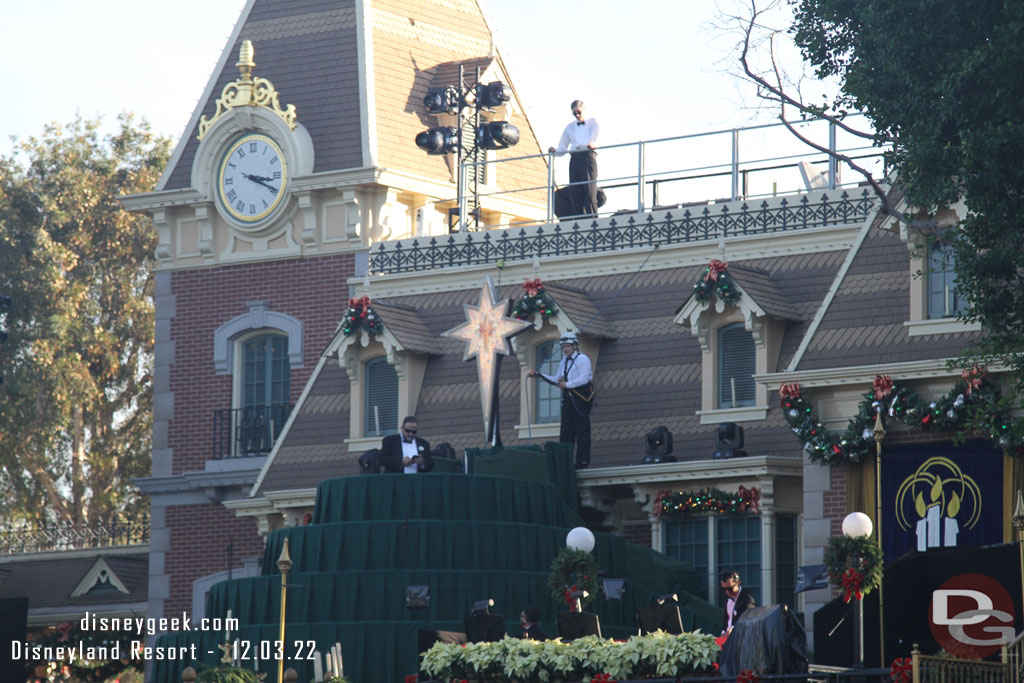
[824,465,847,537]
[167,253,355,474]
[623,521,652,548]
[164,504,266,618]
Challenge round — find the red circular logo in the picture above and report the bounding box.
[929,573,1015,659]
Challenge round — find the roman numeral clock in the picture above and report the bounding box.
[217,133,288,224]
[192,40,313,247]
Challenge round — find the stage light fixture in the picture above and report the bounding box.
[423,86,459,114]
[475,121,519,150]
[406,585,430,609]
[645,426,673,456]
[415,127,459,155]
[602,578,626,600]
[713,421,748,459]
[471,598,495,616]
[475,81,512,110]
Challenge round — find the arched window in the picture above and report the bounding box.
[365,356,398,436]
[534,340,562,424]
[718,323,755,409]
[237,333,291,455]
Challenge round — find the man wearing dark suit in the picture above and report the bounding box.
[719,569,756,636]
[520,605,546,641]
[378,416,433,473]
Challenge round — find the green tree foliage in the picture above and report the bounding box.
[788,0,1024,387]
[0,115,169,527]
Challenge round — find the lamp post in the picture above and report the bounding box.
[872,409,886,666]
[566,527,595,612]
[1013,490,1024,626]
[276,538,292,683]
[842,512,872,668]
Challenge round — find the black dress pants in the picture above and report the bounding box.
[569,150,599,217]
[560,391,591,468]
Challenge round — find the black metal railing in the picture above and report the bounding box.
[370,188,878,274]
[212,404,292,459]
[0,521,150,554]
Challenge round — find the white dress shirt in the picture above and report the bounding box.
[554,118,600,154]
[401,438,419,473]
[541,351,593,389]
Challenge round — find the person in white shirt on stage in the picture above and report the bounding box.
[378,416,433,473]
[528,333,595,469]
[548,100,600,218]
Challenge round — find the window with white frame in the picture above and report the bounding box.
[534,340,562,424]
[717,323,756,409]
[365,356,399,437]
[927,243,965,319]
[716,516,762,604]
[664,518,710,600]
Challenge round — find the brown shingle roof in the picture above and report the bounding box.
[372,301,445,354]
[728,265,802,321]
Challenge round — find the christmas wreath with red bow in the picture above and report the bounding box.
[823,533,883,599]
[653,486,760,518]
[342,296,384,337]
[547,547,600,611]
[692,259,740,305]
[890,656,913,682]
[779,368,1024,465]
[511,278,558,321]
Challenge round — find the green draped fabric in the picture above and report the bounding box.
[312,472,580,527]
[154,461,721,683]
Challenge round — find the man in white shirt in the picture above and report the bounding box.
[378,416,433,473]
[719,569,756,636]
[548,100,600,218]
[528,333,595,469]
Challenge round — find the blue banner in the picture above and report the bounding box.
[880,440,1003,559]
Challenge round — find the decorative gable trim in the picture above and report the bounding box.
[70,558,130,598]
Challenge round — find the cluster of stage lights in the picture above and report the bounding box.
[415,81,520,154]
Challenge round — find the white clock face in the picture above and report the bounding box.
[217,133,288,224]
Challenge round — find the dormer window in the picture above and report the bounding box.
[718,323,756,408]
[926,243,965,319]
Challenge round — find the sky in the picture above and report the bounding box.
[0,0,843,199]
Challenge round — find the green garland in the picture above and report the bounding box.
[692,259,740,305]
[548,547,600,610]
[780,369,1024,465]
[342,296,384,337]
[823,534,883,598]
[512,278,558,321]
[653,486,760,518]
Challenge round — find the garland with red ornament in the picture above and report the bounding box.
[692,259,740,305]
[779,367,1024,465]
[653,486,760,518]
[342,296,384,337]
[823,533,883,599]
[890,657,913,682]
[511,278,558,321]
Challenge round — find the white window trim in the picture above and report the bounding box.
[511,314,601,440]
[332,327,427,446]
[213,301,303,373]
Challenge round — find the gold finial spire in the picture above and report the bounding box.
[197,40,297,140]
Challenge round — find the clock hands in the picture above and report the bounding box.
[241,173,279,193]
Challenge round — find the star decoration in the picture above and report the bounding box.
[442,278,531,434]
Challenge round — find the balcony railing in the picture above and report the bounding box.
[212,404,292,459]
[371,116,886,275]
[0,521,149,554]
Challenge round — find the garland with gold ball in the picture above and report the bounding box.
[511,278,558,321]
[342,295,384,337]
[780,368,1024,465]
[692,259,740,304]
[653,486,760,518]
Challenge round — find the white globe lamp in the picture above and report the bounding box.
[566,526,596,553]
[842,511,873,538]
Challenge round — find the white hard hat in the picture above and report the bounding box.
[559,333,579,345]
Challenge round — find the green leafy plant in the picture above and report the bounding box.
[420,632,719,682]
[195,664,263,683]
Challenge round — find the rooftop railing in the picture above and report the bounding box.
[0,521,149,554]
[371,116,886,275]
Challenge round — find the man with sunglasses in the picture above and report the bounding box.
[548,100,600,218]
[719,569,756,637]
[379,416,434,473]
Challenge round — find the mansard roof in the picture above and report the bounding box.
[0,549,148,613]
[726,265,802,321]
[159,0,547,197]
[370,301,445,355]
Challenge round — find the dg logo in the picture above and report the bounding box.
[929,573,1015,659]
